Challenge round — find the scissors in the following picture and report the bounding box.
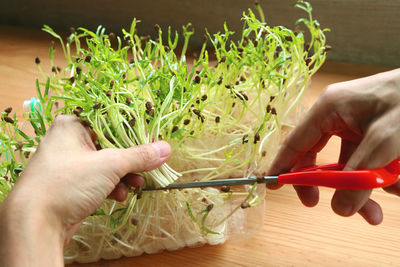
[143,159,400,191]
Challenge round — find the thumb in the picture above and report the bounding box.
[96,141,172,178]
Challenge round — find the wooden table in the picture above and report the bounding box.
[1,25,399,266]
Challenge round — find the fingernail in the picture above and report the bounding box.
[152,141,171,158]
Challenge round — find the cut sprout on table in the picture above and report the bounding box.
[0,1,329,263]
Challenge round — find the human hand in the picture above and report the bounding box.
[268,68,400,225]
[4,115,171,240]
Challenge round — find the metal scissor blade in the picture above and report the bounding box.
[142,176,278,191]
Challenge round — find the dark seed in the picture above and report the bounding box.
[145,101,153,111]
[76,67,81,75]
[217,77,223,85]
[35,57,40,64]
[24,151,30,159]
[129,58,134,64]
[183,119,190,125]
[4,107,12,113]
[270,96,275,102]
[84,55,91,63]
[271,107,277,115]
[221,185,230,192]
[235,81,240,85]
[106,90,112,97]
[128,118,136,127]
[305,42,311,51]
[206,204,214,212]
[69,76,75,84]
[146,119,150,124]
[254,0,260,6]
[225,84,231,89]
[196,99,200,104]
[256,177,264,183]
[262,151,266,157]
[57,66,62,72]
[215,116,220,123]
[192,109,201,116]
[131,217,138,226]
[305,58,312,66]
[266,105,272,113]
[254,132,260,144]
[285,36,293,42]
[194,75,201,84]
[3,116,14,124]
[95,144,102,150]
[242,134,249,144]
[146,109,154,117]
[109,32,115,40]
[126,97,132,105]
[172,126,179,133]
[51,66,57,73]
[241,201,250,209]
[219,55,226,63]
[190,130,194,135]
[232,102,236,108]
[93,103,101,109]
[73,106,83,116]
[110,80,114,88]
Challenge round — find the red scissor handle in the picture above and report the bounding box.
[277,159,400,190]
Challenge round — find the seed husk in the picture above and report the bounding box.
[23,151,30,159]
[271,107,277,115]
[194,75,201,84]
[241,201,250,209]
[183,119,190,125]
[201,94,207,101]
[131,217,138,226]
[172,126,179,133]
[93,103,101,109]
[145,101,153,111]
[76,66,82,75]
[127,117,135,127]
[242,134,249,144]
[285,35,293,42]
[126,96,132,105]
[4,107,12,114]
[3,116,14,124]
[85,55,92,62]
[221,185,230,192]
[254,132,260,144]
[35,57,40,64]
[215,116,220,123]
[206,204,214,212]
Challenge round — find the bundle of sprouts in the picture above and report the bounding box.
[0,1,329,263]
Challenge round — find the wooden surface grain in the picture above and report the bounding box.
[0,25,399,266]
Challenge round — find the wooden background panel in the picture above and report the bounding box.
[1,0,400,67]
